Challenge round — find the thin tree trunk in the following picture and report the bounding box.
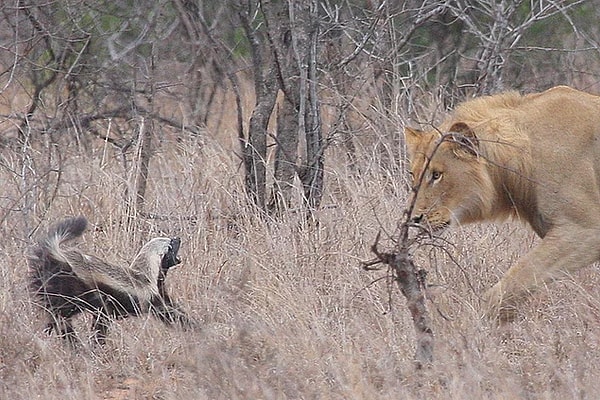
[244,85,277,210]
[240,3,279,210]
[369,232,434,369]
[268,0,324,215]
[264,0,301,214]
[301,1,323,211]
[135,117,153,214]
[271,99,299,212]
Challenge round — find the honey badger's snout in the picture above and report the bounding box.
[162,237,181,271]
[171,237,181,265]
[411,214,424,224]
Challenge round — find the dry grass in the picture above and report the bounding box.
[2,124,600,400]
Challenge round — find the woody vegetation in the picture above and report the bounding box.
[2,0,600,398]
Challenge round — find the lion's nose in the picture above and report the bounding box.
[412,214,424,224]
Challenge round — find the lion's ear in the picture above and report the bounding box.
[404,127,423,156]
[405,127,423,144]
[447,122,478,157]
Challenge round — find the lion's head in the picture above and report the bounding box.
[405,122,497,231]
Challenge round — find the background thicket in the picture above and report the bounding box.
[2,0,600,398]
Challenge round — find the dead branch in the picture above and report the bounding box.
[368,231,433,369]
[363,133,462,368]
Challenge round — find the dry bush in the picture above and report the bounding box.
[3,108,600,400]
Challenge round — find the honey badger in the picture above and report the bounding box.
[29,216,195,345]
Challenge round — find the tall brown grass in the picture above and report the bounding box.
[2,115,600,399]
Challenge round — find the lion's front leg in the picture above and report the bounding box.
[483,227,600,322]
[483,282,521,322]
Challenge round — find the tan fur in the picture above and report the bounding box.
[405,86,600,320]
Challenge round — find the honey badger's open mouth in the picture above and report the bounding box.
[161,237,182,272]
[171,237,182,265]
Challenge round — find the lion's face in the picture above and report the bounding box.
[405,123,495,231]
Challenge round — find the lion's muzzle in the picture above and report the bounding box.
[411,214,424,224]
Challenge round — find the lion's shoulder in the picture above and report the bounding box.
[453,86,598,127]
[452,91,524,124]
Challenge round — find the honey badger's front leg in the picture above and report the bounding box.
[484,225,600,321]
[150,244,198,330]
[45,316,79,346]
[150,295,197,328]
[91,312,112,345]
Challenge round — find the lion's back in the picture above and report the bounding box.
[455,86,600,231]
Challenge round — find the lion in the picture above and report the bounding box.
[404,85,600,321]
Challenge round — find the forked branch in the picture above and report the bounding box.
[364,132,459,368]
[369,230,433,369]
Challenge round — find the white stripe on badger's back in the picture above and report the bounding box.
[39,217,171,306]
[69,238,172,304]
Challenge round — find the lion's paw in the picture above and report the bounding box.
[483,285,518,323]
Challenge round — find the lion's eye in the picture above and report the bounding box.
[431,171,442,181]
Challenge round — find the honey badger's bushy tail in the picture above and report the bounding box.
[41,216,88,264]
[29,216,88,296]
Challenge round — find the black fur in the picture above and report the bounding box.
[29,216,195,345]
